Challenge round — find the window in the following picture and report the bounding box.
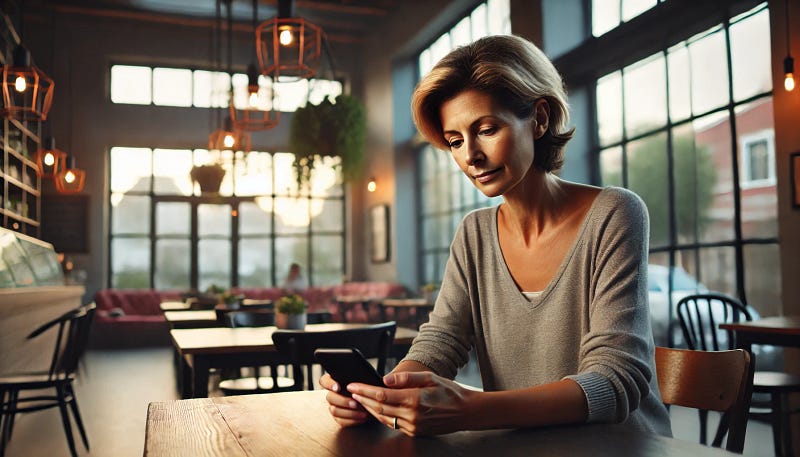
[593,3,780,344]
[592,0,665,37]
[110,65,342,111]
[109,147,345,290]
[416,0,510,286]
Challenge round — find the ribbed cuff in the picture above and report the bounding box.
[565,372,616,423]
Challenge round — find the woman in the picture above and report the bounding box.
[320,35,671,437]
[282,262,307,293]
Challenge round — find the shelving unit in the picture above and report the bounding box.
[1,9,42,238]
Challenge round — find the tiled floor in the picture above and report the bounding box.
[2,347,779,456]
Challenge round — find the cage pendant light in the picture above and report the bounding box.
[231,0,280,131]
[256,0,323,80]
[54,155,86,193]
[1,45,55,121]
[209,116,251,152]
[34,137,67,179]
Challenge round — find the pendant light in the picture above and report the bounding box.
[54,154,86,193]
[784,0,795,91]
[231,0,280,131]
[255,0,323,80]
[34,137,67,179]
[1,39,54,120]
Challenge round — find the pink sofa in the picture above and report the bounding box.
[91,282,407,348]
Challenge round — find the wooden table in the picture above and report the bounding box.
[380,298,434,328]
[719,315,800,352]
[163,310,219,329]
[160,301,191,312]
[334,296,374,322]
[172,323,418,398]
[144,390,740,457]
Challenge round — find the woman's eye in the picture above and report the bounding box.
[478,126,497,136]
[448,139,463,149]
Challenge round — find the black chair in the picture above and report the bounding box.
[0,303,96,457]
[676,292,800,455]
[271,321,396,391]
[217,310,295,395]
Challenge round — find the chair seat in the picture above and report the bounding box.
[0,373,74,389]
[752,371,800,392]
[218,376,295,394]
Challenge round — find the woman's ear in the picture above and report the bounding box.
[532,99,550,140]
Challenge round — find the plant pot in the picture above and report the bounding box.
[276,312,306,330]
[190,165,225,194]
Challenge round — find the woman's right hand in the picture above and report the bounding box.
[319,372,371,427]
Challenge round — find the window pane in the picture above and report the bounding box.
[626,132,669,248]
[451,17,471,48]
[698,246,737,296]
[193,70,212,107]
[670,124,717,246]
[235,151,273,196]
[599,146,623,186]
[487,0,510,35]
[275,78,309,112]
[736,99,777,238]
[112,195,150,235]
[689,28,729,114]
[153,148,193,195]
[624,54,667,136]
[275,237,308,285]
[156,202,190,236]
[307,79,342,106]
[152,67,192,107]
[111,238,150,288]
[154,239,190,289]
[621,0,656,21]
[692,111,735,243]
[239,201,271,236]
[311,235,343,286]
[198,204,231,237]
[110,65,151,105]
[239,238,271,287]
[730,8,771,101]
[313,199,343,232]
[311,156,342,197]
[198,239,231,291]
[667,44,691,122]
[273,152,297,196]
[274,197,310,233]
[592,0,620,37]
[596,71,623,146]
[744,243,782,317]
[470,3,488,40]
[111,147,151,193]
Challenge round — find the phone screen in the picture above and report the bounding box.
[314,348,385,395]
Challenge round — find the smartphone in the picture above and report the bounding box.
[314,348,386,396]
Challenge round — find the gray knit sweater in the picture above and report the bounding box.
[404,187,672,436]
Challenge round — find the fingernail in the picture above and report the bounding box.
[332,382,339,392]
[349,400,357,408]
[351,393,361,402]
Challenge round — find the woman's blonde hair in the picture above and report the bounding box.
[411,35,574,172]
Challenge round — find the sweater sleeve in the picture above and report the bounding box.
[564,189,655,424]
[402,220,474,379]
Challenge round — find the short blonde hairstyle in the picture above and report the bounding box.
[411,35,574,172]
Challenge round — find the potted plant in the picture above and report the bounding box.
[190,163,226,195]
[421,282,439,303]
[276,293,308,329]
[288,94,366,190]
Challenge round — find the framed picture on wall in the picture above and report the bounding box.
[370,204,390,263]
[792,152,800,208]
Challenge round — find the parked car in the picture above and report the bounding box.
[646,264,781,370]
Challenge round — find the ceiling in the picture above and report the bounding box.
[35,0,402,43]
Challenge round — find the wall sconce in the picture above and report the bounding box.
[35,137,67,179]
[367,177,377,192]
[54,155,86,193]
[1,45,55,121]
[784,0,795,91]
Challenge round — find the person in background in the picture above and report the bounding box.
[319,34,672,437]
[282,262,307,293]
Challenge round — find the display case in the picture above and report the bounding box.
[1,9,42,238]
[0,226,63,287]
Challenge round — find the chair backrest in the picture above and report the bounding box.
[271,321,397,391]
[676,292,752,351]
[306,311,333,325]
[223,310,276,328]
[655,346,754,453]
[27,303,96,380]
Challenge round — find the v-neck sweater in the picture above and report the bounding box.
[404,186,672,435]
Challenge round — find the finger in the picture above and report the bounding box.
[351,392,404,420]
[384,371,437,388]
[356,400,398,429]
[325,391,365,411]
[328,404,369,422]
[319,373,339,392]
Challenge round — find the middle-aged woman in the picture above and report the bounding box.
[319,34,672,437]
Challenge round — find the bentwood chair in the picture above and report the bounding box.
[0,303,96,457]
[655,346,754,453]
[217,310,295,396]
[272,321,396,391]
[676,292,800,456]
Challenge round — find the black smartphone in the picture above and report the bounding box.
[314,348,386,396]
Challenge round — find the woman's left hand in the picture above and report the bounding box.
[347,371,477,436]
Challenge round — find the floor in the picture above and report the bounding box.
[2,347,779,457]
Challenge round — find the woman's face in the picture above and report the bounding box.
[440,89,538,198]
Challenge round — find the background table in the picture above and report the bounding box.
[171,323,418,398]
[719,315,800,352]
[144,390,740,457]
[164,310,218,329]
[380,298,434,328]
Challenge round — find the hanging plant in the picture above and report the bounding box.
[190,163,226,195]
[288,94,366,190]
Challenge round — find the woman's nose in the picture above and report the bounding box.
[464,138,484,165]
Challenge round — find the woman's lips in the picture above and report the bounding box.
[473,168,501,183]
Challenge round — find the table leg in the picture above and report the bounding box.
[192,356,211,398]
[179,354,192,399]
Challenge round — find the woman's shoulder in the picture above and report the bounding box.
[593,186,647,213]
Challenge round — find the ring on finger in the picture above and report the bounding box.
[393,416,399,430]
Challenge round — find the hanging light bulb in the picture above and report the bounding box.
[367,177,377,193]
[784,56,795,92]
[1,45,55,120]
[34,137,67,178]
[279,27,294,46]
[14,75,26,92]
[223,132,235,148]
[256,0,323,79]
[209,116,251,152]
[55,155,86,193]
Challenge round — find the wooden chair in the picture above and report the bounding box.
[217,310,295,396]
[0,303,96,457]
[655,346,754,453]
[272,321,396,391]
[676,292,800,456]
